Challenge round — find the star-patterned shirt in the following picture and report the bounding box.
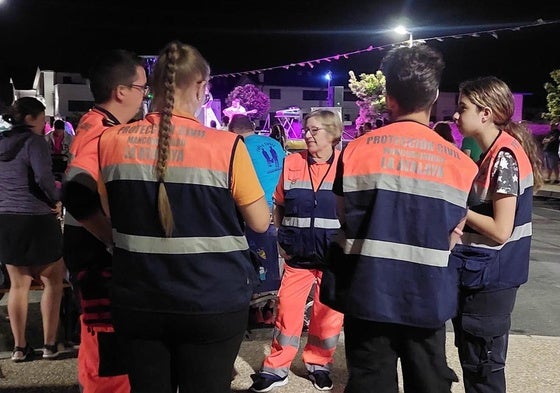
[490,150,519,196]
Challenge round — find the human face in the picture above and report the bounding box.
[195,79,211,114]
[26,111,47,135]
[453,94,484,137]
[130,84,150,97]
[302,117,336,156]
[124,65,148,119]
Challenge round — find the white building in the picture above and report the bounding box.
[11,68,524,134]
[11,68,92,120]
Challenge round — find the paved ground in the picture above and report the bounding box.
[0,182,559,392]
[0,328,559,393]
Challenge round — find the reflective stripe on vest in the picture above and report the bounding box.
[113,231,248,254]
[461,131,533,289]
[335,121,479,327]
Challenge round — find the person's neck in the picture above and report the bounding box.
[97,103,127,125]
[475,126,500,152]
[310,147,333,162]
[391,112,430,126]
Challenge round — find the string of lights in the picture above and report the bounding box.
[209,19,559,79]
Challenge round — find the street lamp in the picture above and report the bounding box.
[394,25,413,47]
[325,70,333,106]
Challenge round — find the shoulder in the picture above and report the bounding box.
[285,150,305,163]
[26,133,49,152]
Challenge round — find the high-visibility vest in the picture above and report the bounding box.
[277,150,340,269]
[459,130,534,290]
[98,112,258,314]
[63,106,121,325]
[332,121,478,328]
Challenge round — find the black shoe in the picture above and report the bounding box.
[309,370,333,391]
[11,344,34,362]
[249,372,288,392]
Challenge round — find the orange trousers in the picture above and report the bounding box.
[261,265,344,378]
[78,315,130,393]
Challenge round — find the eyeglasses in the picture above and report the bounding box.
[301,127,324,137]
[130,84,150,97]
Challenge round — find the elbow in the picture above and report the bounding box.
[487,227,512,245]
[251,219,270,234]
[493,232,511,245]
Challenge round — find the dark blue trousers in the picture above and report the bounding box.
[452,287,518,393]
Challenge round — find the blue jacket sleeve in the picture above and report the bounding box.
[28,135,60,205]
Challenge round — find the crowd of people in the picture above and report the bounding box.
[0,38,554,393]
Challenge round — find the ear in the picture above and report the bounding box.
[480,106,492,123]
[386,95,397,115]
[196,81,207,102]
[115,85,128,102]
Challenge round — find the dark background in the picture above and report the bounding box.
[0,0,558,119]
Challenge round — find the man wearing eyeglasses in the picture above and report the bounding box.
[62,49,147,393]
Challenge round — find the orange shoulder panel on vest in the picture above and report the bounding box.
[343,122,478,191]
[99,114,240,172]
[67,109,109,181]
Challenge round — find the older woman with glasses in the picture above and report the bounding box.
[249,109,344,393]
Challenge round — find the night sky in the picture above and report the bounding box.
[0,0,558,117]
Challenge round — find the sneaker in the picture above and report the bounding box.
[42,342,61,359]
[309,370,333,391]
[11,344,34,362]
[249,372,288,392]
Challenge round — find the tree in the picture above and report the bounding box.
[347,70,386,128]
[226,84,270,120]
[543,69,560,125]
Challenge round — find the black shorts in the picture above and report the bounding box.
[0,213,63,267]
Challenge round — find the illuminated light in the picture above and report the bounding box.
[207,20,558,79]
[394,25,413,47]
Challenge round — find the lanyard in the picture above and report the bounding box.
[306,150,334,206]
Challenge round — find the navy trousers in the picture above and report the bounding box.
[452,287,518,393]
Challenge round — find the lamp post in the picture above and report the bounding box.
[325,70,333,106]
[394,25,413,47]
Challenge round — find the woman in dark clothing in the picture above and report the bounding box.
[0,97,65,362]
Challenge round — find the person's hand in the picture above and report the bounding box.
[277,243,291,261]
[51,201,63,219]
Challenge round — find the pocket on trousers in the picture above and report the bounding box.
[98,331,127,377]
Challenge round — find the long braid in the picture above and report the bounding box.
[151,41,211,236]
[155,42,178,237]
